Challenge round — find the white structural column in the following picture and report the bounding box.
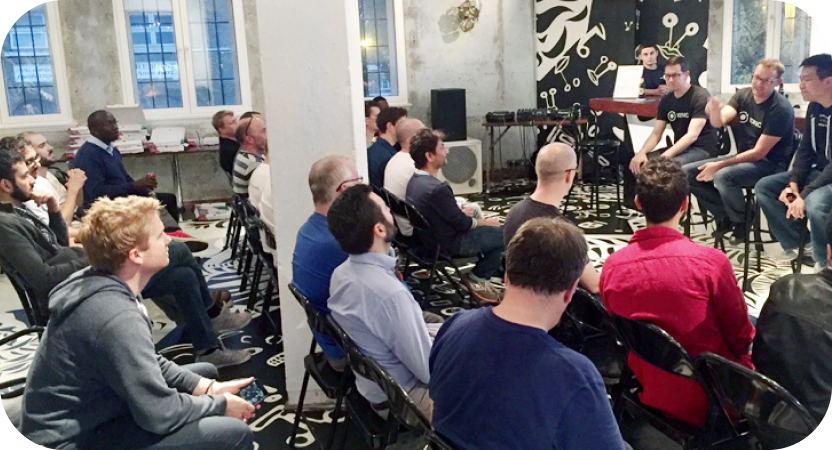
[255,0,367,406]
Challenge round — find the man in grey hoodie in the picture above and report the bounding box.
[18,196,258,450]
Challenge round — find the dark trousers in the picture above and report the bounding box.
[456,226,505,279]
[83,363,254,450]
[155,193,180,231]
[142,241,217,351]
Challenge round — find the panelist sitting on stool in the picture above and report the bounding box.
[756,54,832,273]
[684,58,794,244]
[630,56,718,173]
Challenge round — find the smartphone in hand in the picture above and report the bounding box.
[238,379,267,405]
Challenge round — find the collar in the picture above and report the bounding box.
[349,251,397,272]
[0,201,13,214]
[629,226,687,243]
[88,136,115,155]
[413,168,430,176]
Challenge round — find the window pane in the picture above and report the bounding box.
[1,5,61,116]
[124,0,183,109]
[359,0,398,98]
[731,0,767,84]
[780,3,811,84]
[186,0,242,107]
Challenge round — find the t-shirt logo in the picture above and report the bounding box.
[668,111,677,122]
[739,111,749,123]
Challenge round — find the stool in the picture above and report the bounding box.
[683,193,713,238]
[715,188,771,292]
[791,218,811,274]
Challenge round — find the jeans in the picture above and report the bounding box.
[647,145,713,167]
[682,157,783,223]
[83,363,254,450]
[456,226,505,279]
[756,170,832,265]
[142,241,218,352]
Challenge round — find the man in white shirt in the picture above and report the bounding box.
[383,118,424,199]
[248,155,277,259]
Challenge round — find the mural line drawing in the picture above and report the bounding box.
[587,56,618,86]
[540,88,558,109]
[536,0,607,81]
[657,13,699,59]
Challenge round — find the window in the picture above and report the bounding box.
[723,0,815,89]
[0,3,71,127]
[113,0,250,118]
[359,0,407,105]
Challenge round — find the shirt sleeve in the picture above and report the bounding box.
[727,91,742,111]
[656,96,669,122]
[690,89,709,119]
[376,290,432,385]
[554,378,626,450]
[791,110,816,188]
[711,256,755,362]
[430,183,477,233]
[801,163,832,198]
[762,100,794,139]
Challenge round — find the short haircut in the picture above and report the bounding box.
[801,54,832,80]
[506,217,588,295]
[665,56,690,73]
[372,96,387,104]
[80,196,162,274]
[0,136,30,154]
[409,128,444,169]
[211,110,233,132]
[376,107,407,134]
[87,110,112,129]
[757,57,786,78]
[235,117,256,144]
[364,100,379,118]
[0,149,24,183]
[327,184,383,254]
[636,158,689,224]
[640,44,658,53]
[309,155,350,206]
[239,111,261,120]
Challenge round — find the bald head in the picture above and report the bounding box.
[535,143,576,185]
[395,118,425,151]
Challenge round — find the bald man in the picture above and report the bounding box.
[503,143,600,293]
[384,118,425,199]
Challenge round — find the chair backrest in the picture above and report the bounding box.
[373,355,433,431]
[326,315,384,384]
[611,315,697,381]
[696,352,817,448]
[288,283,333,338]
[716,126,733,156]
[0,257,47,327]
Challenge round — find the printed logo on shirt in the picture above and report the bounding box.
[819,114,830,127]
[739,111,762,129]
[666,111,689,122]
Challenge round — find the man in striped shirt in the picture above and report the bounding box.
[232,115,267,198]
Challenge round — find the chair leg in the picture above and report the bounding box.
[742,202,752,292]
[325,388,347,450]
[262,273,278,331]
[795,222,808,274]
[288,371,312,447]
[240,246,254,288]
[247,257,263,311]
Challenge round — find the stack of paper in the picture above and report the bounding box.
[149,127,186,153]
[114,124,146,154]
[66,127,91,159]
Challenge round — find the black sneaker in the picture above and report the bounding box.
[712,218,732,238]
[729,222,748,245]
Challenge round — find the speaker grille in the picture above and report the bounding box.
[441,145,477,184]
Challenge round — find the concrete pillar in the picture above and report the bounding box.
[255,0,366,406]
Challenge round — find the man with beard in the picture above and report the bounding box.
[326,184,434,420]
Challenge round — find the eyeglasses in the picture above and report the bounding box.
[25,155,41,169]
[664,72,685,80]
[564,166,578,173]
[752,75,779,84]
[337,176,364,192]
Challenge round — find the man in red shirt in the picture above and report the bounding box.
[600,158,755,426]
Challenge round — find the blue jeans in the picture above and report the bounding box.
[142,241,218,352]
[457,226,505,279]
[648,145,713,167]
[756,171,832,266]
[682,157,783,223]
[84,363,254,450]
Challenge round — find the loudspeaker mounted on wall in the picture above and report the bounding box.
[436,138,482,195]
[431,88,467,141]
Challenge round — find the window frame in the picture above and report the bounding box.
[361,0,408,107]
[112,0,252,120]
[721,0,819,92]
[0,2,73,129]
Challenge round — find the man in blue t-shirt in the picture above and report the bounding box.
[429,217,625,450]
[291,155,362,370]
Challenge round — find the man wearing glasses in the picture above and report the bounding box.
[630,56,718,174]
[291,155,362,372]
[503,143,600,294]
[685,58,794,244]
[231,115,267,199]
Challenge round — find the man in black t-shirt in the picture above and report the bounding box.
[639,44,668,96]
[757,54,832,272]
[212,110,239,179]
[684,58,794,243]
[503,143,600,293]
[630,56,717,174]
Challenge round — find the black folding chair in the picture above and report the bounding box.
[0,257,48,327]
[242,213,278,330]
[0,326,44,428]
[287,284,350,449]
[696,352,817,449]
[226,194,245,259]
[610,316,736,449]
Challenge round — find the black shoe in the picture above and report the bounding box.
[712,218,732,238]
[728,222,748,245]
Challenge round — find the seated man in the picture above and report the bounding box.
[752,211,832,425]
[19,195,257,450]
[756,54,832,272]
[291,156,362,371]
[639,43,668,97]
[685,58,794,244]
[327,184,432,419]
[630,56,718,173]
[0,149,251,368]
[212,110,240,178]
[72,110,196,242]
[601,158,755,426]
[232,115,267,199]
[503,143,600,293]
[248,152,275,258]
[364,100,380,148]
[383,117,425,199]
[367,106,407,188]
[0,136,69,227]
[430,217,625,450]
[406,128,504,303]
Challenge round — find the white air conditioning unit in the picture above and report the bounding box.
[436,138,482,195]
